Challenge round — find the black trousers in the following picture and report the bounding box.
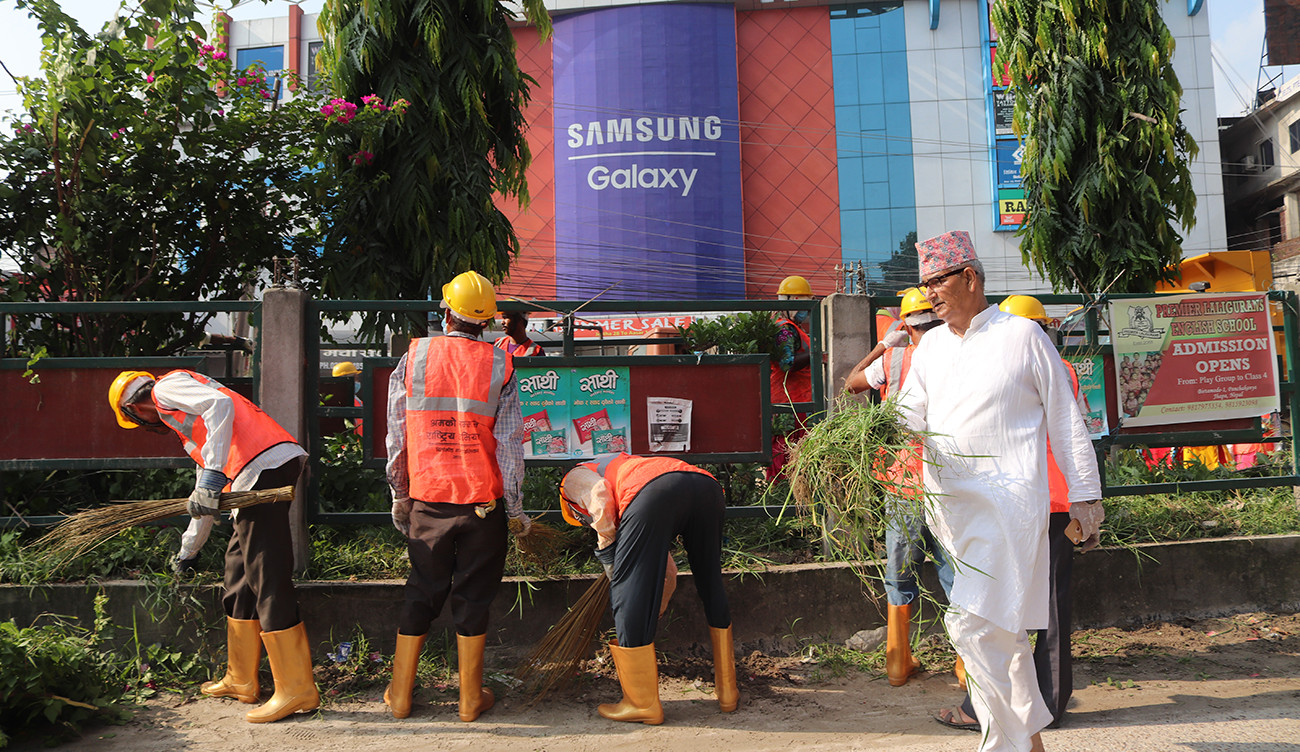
[398,500,508,637]
[607,472,731,648]
[222,457,304,632]
[961,511,1074,725]
[1034,511,1075,723]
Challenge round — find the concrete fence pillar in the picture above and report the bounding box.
[822,293,876,415]
[259,287,311,572]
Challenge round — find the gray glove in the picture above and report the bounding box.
[882,329,911,348]
[510,513,533,537]
[391,495,412,537]
[593,542,616,579]
[1068,500,1105,553]
[187,469,227,518]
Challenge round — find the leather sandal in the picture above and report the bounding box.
[935,705,980,732]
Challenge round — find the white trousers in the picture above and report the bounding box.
[946,606,1053,752]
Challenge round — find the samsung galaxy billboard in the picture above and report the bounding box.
[552,3,745,300]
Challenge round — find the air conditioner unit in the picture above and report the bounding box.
[1242,155,1260,173]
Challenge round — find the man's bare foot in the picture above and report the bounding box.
[1030,731,1045,752]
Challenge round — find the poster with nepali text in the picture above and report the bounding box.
[1109,293,1279,427]
[516,365,630,459]
[1063,354,1108,439]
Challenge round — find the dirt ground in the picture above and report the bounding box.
[15,612,1300,752]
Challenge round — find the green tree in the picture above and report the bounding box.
[992,0,1197,294]
[316,0,551,336]
[0,0,397,356]
[875,230,919,293]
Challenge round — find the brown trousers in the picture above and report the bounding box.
[398,500,507,637]
[222,457,304,632]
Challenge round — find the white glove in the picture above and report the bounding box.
[187,469,227,518]
[510,513,533,537]
[882,329,911,348]
[391,495,412,537]
[1068,500,1105,552]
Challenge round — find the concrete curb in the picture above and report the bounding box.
[4,534,1298,655]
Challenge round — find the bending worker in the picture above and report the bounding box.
[559,452,738,725]
[384,270,531,722]
[108,369,316,724]
[845,287,952,687]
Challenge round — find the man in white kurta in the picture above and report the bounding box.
[896,230,1103,752]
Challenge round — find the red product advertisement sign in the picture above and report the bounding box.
[1109,293,1280,427]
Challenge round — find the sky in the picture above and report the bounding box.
[0,0,1293,120]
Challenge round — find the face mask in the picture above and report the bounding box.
[442,316,452,334]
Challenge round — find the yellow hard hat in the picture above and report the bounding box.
[777,275,813,297]
[332,361,359,378]
[441,271,498,322]
[999,295,1047,321]
[108,370,156,429]
[899,287,932,318]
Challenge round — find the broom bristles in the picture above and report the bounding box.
[31,486,296,563]
[513,520,567,566]
[515,573,611,702]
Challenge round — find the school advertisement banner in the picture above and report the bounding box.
[1063,354,1108,439]
[516,366,631,459]
[552,4,745,300]
[1109,293,1279,427]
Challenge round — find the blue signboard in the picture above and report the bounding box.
[995,139,1023,188]
[552,4,745,300]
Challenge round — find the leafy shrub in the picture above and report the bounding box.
[679,311,781,360]
[0,595,129,747]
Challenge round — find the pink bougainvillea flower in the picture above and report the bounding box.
[320,104,335,116]
[146,73,155,83]
[201,44,214,52]
[260,89,272,99]
[212,51,227,61]
[350,150,374,166]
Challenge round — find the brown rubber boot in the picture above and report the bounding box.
[954,653,968,690]
[200,618,262,704]
[457,633,495,722]
[598,642,664,724]
[245,623,320,723]
[710,625,739,712]
[383,632,426,719]
[886,603,920,687]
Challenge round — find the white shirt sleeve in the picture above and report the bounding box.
[865,358,888,391]
[152,371,235,474]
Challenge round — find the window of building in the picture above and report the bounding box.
[1290,120,1300,154]
[307,41,324,92]
[1260,138,1275,170]
[235,45,284,98]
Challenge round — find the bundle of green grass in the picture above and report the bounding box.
[785,397,932,564]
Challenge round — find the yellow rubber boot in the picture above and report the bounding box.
[245,623,320,723]
[201,618,262,704]
[457,633,495,722]
[955,653,968,690]
[710,625,739,712]
[384,633,426,719]
[598,642,664,725]
[886,603,919,687]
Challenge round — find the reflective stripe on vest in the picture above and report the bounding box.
[880,344,914,401]
[769,319,813,404]
[153,370,298,485]
[405,336,514,504]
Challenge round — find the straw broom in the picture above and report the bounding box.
[515,573,611,702]
[509,518,568,566]
[32,486,295,563]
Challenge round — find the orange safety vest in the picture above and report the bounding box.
[1046,360,1081,513]
[769,319,812,404]
[405,336,515,504]
[577,453,715,527]
[153,370,298,488]
[877,346,922,498]
[494,336,544,357]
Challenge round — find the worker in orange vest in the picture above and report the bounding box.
[383,271,532,722]
[766,275,816,481]
[107,369,316,724]
[494,310,546,356]
[846,287,953,687]
[559,453,738,725]
[939,294,1091,732]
